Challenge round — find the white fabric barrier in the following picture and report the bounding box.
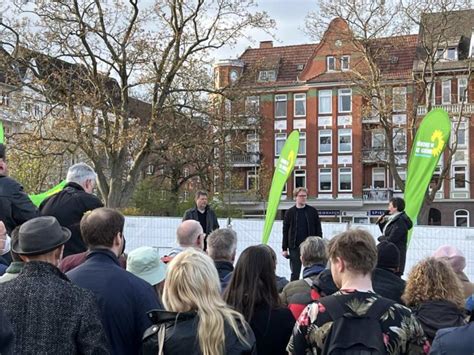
[124,217,474,281]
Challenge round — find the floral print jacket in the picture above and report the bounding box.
[287,290,430,355]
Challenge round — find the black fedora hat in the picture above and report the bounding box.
[13,216,71,255]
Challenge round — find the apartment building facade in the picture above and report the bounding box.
[214,13,474,227]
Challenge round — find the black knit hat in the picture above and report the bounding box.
[0,144,5,160]
[377,241,400,269]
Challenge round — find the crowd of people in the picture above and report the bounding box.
[0,150,473,354]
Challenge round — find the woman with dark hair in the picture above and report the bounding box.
[223,245,295,355]
[376,197,412,275]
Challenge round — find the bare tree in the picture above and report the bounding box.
[0,0,273,207]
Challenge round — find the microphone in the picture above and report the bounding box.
[376,210,390,224]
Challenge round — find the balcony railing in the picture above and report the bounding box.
[417,103,474,116]
[230,152,260,167]
[362,148,388,162]
[363,188,394,201]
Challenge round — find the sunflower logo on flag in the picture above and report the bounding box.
[431,130,444,157]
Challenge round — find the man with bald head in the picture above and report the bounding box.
[161,220,204,263]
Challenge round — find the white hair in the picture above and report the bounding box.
[66,163,97,185]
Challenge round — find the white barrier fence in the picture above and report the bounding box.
[124,216,474,281]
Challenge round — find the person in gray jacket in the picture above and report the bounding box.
[183,191,219,250]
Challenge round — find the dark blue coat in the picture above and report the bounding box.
[67,249,161,355]
[430,322,474,354]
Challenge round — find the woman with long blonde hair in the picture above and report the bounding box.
[402,257,467,343]
[142,248,255,355]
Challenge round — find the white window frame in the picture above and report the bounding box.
[338,128,352,153]
[341,55,350,71]
[458,78,468,103]
[338,88,352,113]
[293,93,306,117]
[298,132,306,156]
[246,170,259,190]
[327,56,336,71]
[319,129,332,154]
[275,133,287,156]
[429,165,443,192]
[319,168,332,192]
[372,167,386,188]
[245,96,260,116]
[294,169,306,189]
[274,94,287,119]
[453,121,467,148]
[452,165,468,190]
[392,87,407,112]
[393,128,407,153]
[442,80,451,104]
[318,90,332,114]
[338,167,352,192]
[258,70,276,82]
[393,168,406,192]
[372,130,385,149]
[454,209,469,227]
[446,47,457,61]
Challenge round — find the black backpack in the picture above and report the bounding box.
[318,295,394,355]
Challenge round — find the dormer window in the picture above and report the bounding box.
[258,70,276,82]
[446,47,457,60]
[341,56,350,71]
[327,56,336,71]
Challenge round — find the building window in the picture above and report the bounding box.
[275,133,287,156]
[341,55,350,71]
[183,168,189,178]
[319,129,332,154]
[183,191,189,202]
[429,165,442,192]
[327,56,336,71]
[319,168,332,192]
[245,96,260,117]
[247,171,259,190]
[453,166,467,190]
[393,128,406,152]
[275,94,287,119]
[338,88,352,113]
[372,167,386,188]
[446,47,457,61]
[454,209,469,227]
[318,90,332,114]
[146,164,155,175]
[224,99,232,116]
[258,70,276,82]
[298,132,306,156]
[393,168,406,192]
[294,169,306,189]
[442,80,451,104]
[372,130,385,149]
[0,92,10,106]
[338,168,352,192]
[453,121,467,148]
[458,78,468,103]
[247,133,259,153]
[392,87,407,112]
[294,93,306,117]
[338,128,352,153]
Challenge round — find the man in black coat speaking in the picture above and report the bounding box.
[282,187,323,281]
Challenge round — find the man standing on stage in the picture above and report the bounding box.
[282,187,323,281]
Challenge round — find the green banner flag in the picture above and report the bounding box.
[404,108,451,244]
[0,121,4,144]
[29,180,67,207]
[262,130,299,244]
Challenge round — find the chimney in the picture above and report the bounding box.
[259,41,273,49]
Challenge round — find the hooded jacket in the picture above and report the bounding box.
[378,211,413,275]
[142,310,256,355]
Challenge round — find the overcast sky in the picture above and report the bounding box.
[212,0,318,60]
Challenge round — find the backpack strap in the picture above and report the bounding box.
[303,277,313,287]
[318,295,347,321]
[366,297,395,320]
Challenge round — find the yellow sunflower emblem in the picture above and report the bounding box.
[431,130,444,157]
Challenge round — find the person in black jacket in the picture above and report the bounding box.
[182,191,219,251]
[376,197,412,276]
[282,187,323,281]
[0,144,38,237]
[40,162,103,257]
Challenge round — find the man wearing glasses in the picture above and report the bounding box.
[282,187,323,281]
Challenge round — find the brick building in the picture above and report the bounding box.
[214,12,474,227]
